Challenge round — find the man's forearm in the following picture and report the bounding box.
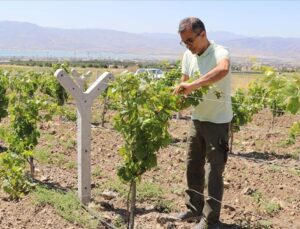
[181,74,189,82]
[191,59,229,90]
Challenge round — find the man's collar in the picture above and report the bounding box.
[196,40,214,57]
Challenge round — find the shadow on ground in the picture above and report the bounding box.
[231,151,294,161]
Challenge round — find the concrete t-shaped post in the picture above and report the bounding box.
[54,69,114,204]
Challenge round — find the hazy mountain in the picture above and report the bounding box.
[209,31,246,41]
[1,21,300,61]
[221,37,300,60]
[0,21,183,56]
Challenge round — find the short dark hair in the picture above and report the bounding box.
[178,17,206,34]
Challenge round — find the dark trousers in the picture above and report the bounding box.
[185,120,229,224]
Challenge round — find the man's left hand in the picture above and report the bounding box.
[174,82,195,95]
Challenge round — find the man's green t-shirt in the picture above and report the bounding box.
[181,41,233,123]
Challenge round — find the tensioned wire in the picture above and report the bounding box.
[96,80,300,157]
[93,81,300,171]
[93,100,296,133]
[92,80,300,117]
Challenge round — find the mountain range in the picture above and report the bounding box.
[1,21,300,62]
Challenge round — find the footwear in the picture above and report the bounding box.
[177,210,202,222]
[193,217,223,229]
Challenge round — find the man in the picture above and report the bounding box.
[174,17,233,229]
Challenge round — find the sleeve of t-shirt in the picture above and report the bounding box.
[216,46,230,64]
[181,51,189,76]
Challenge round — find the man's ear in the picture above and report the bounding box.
[201,30,206,38]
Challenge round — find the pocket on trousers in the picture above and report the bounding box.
[218,138,229,163]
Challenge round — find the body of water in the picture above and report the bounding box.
[0,50,178,61]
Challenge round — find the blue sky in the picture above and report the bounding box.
[0,1,299,37]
